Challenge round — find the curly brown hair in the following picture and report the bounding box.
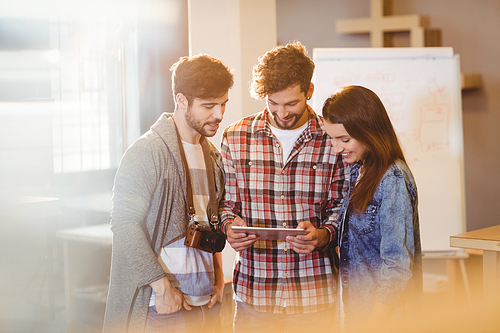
[250,41,314,99]
[171,54,234,106]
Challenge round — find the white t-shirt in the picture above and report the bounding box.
[269,122,308,165]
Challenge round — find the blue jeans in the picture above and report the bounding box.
[145,303,221,333]
[234,300,337,333]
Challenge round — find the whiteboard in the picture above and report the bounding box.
[312,47,466,253]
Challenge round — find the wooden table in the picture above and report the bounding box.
[450,225,500,303]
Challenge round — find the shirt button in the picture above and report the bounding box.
[248,161,252,166]
[276,143,280,148]
[312,165,317,170]
[284,272,288,277]
[284,247,288,251]
[281,170,285,174]
[281,195,285,199]
[282,222,286,227]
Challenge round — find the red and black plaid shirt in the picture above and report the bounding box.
[220,107,349,314]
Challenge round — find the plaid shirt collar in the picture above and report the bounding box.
[251,105,325,141]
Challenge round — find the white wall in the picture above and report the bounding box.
[188,0,276,148]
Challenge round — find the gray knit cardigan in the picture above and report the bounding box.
[102,113,225,333]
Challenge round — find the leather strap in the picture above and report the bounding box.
[200,137,219,226]
[173,121,219,228]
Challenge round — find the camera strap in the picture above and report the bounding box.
[173,120,219,230]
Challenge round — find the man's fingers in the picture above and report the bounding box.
[230,237,259,251]
[207,295,216,308]
[183,300,192,311]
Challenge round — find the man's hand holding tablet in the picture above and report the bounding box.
[226,217,327,254]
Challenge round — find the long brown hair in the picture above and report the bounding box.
[322,85,406,213]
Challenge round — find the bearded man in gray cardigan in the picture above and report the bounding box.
[102,54,234,333]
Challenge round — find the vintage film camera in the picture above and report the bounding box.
[184,222,226,253]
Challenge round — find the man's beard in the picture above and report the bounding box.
[185,107,221,138]
[270,105,307,130]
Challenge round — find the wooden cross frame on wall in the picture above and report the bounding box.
[336,0,481,90]
[336,0,440,47]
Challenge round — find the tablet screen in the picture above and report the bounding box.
[230,226,306,240]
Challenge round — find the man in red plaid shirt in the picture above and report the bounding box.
[220,41,349,333]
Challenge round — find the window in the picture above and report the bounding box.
[0,0,185,183]
[51,15,134,173]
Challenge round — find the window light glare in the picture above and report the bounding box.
[45,49,60,64]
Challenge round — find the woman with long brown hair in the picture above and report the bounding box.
[322,85,422,332]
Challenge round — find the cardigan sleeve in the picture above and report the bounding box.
[110,143,167,288]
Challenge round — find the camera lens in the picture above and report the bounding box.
[200,231,226,253]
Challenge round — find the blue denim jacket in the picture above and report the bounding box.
[338,160,422,330]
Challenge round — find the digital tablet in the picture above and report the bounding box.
[230,226,307,240]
